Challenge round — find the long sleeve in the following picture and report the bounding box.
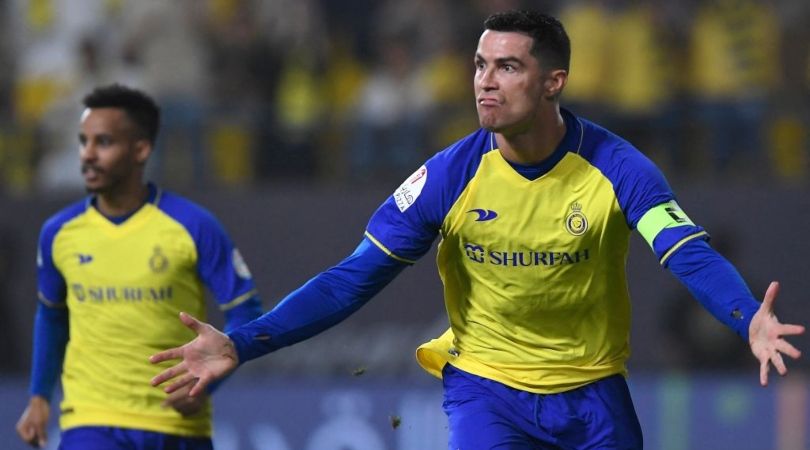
[666,238,761,340]
[29,303,69,401]
[228,238,407,364]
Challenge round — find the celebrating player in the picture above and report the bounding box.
[150,10,803,449]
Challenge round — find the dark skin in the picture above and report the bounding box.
[78,107,150,216]
[16,107,206,449]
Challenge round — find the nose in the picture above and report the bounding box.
[79,142,96,162]
[477,67,497,91]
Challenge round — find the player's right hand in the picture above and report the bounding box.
[16,395,50,448]
[150,312,239,397]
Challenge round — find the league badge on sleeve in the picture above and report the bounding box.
[394,165,427,213]
[232,248,252,279]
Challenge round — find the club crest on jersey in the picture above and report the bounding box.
[394,165,427,212]
[565,202,588,236]
[149,246,169,273]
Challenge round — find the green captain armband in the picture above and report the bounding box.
[636,200,695,248]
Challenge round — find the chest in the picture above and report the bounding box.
[441,154,626,252]
[53,215,197,286]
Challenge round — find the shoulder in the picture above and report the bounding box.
[41,198,89,240]
[154,189,227,237]
[420,128,492,192]
[428,128,491,170]
[574,116,666,186]
[570,113,674,224]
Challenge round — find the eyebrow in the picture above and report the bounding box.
[475,53,525,66]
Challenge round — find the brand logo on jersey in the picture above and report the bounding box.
[77,254,93,265]
[565,202,588,236]
[232,248,252,279]
[464,243,590,267]
[71,283,174,303]
[464,244,486,263]
[394,165,427,212]
[149,246,169,273]
[468,209,498,222]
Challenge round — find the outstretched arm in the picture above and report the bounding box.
[748,281,805,386]
[667,239,804,385]
[151,238,407,396]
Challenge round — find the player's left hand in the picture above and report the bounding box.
[748,281,805,386]
[162,382,207,417]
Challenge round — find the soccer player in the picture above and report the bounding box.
[15,84,263,449]
[150,10,804,449]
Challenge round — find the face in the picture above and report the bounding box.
[78,108,149,194]
[474,30,546,134]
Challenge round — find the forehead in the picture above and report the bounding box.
[79,107,132,133]
[476,30,535,59]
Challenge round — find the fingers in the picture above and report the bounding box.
[36,428,47,448]
[149,347,183,365]
[161,383,191,408]
[16,423,45,448]
[188,378,209,397]
[179,312,203,333]
[759,359,769,386]
[164,373,200,394]
[151,362,186,387]
[775,339,802,360]
[771,352,788,376]
[16,423,35,446]
[778,323,806,337]
[761,281,780,311]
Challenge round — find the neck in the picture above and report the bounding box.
[495,106,566,165]
[96,182,149,217]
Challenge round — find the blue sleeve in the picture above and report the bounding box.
[31,214,71,401]
[666,238,761,340]
[223,297,263,332]
[158,193,263,393]
[207,296,263,394]
[29,303,69,401]
[38,217,67,306]
[366,129,487,262]
[577,122,673,228]
[158,193,259,309]
[227,237,407,364]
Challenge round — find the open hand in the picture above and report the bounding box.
[150,312,239,397]
[749,281,805,386]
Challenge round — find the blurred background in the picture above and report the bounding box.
[1,0,809,448]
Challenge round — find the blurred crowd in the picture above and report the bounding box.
[0,0,809,194]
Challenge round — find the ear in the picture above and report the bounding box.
[543,69,568,100]
[134,140,153,165]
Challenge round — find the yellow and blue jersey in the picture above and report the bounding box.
[35,185,259,437]
[366,109,705,393]
[227,109,759,396]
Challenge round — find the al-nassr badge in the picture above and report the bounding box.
[149,246,169,273]
[565,202,588,236]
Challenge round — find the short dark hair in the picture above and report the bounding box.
[484,10,570,72]
[82,84,161,145]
